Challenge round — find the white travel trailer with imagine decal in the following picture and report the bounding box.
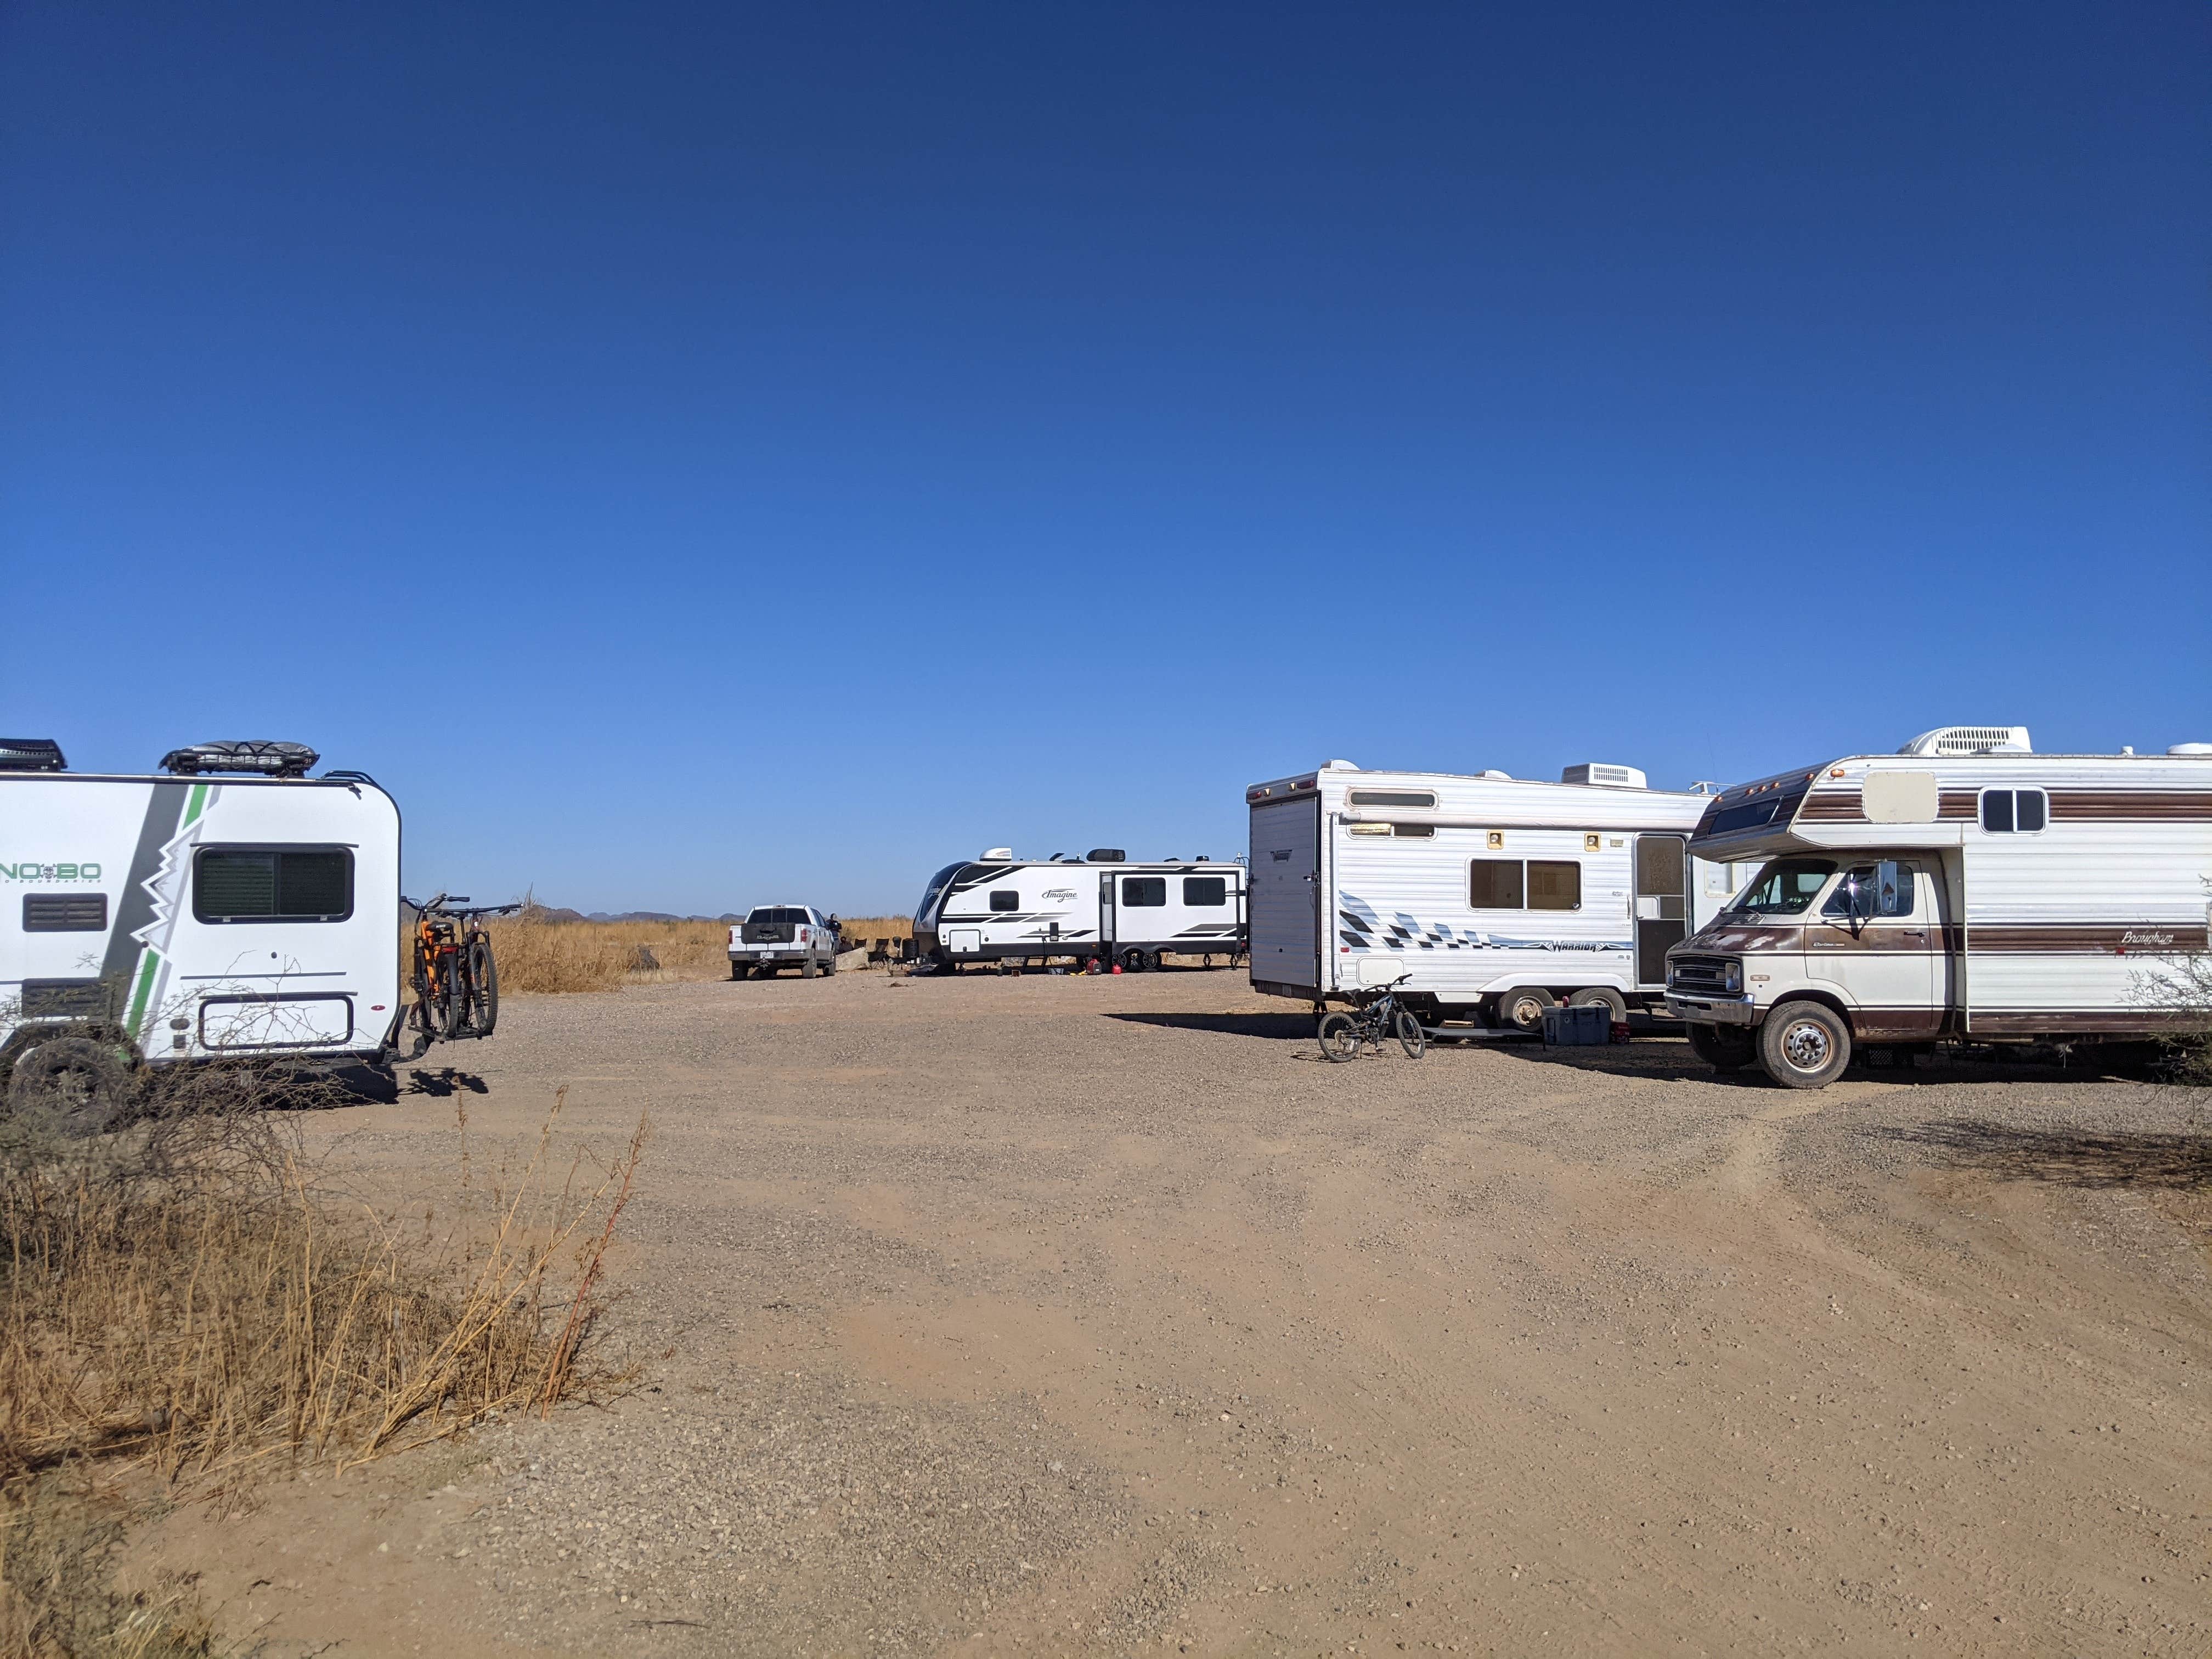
[0,738,403,1130]
[1664,726,2212,1088]
[913,848,1246,972]
[1246,760,1750,1028]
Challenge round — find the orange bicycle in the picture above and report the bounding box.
[404,894,516,1046]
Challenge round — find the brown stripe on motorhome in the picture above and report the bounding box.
[1968,924,2210,953]
[1794,790,1863,821]
[1970,1009,2208,1035]
[2050,791,2212,820]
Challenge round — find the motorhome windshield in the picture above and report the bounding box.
[915,864,964,927]
[1725,859,1837,917]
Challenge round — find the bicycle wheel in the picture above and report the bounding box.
[1395,1007,1427,1059]
[465,934,499,1037]
[1318,1012,1362,1063]
[413,951,450,1039]
[439,949,469,1038]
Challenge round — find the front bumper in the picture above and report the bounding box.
[1665,993,1759,1026]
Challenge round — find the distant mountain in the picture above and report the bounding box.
[517,904,746,924]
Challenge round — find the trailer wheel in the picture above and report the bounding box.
[1758,1001,1850,1088]
[1567,986,1628,1024]
[1686,1023,1756,1072]
[1120,948,1153,974]
[6,1037,134,1138]
[1497,986,1555,1032]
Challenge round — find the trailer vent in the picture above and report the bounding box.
[1898,726,2031,758]
[0,738,66,772]
[160,740,319,777]
[1560,763,1648,790]
[2169,743,2212,756]
[979,847,1014,862]
[1085,848,1126,864]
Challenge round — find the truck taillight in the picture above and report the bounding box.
[799,928,810,942]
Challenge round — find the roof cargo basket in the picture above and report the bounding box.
[0,738,66,772]
[1086,848,1126,862]
[160,740,320,777]
[1899,725,2030,757]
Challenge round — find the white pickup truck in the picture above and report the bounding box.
[728,905,841,979]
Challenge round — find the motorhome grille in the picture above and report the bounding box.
[22,893,108,932]
[1668,956,1735,994]
[21,978,110,1019]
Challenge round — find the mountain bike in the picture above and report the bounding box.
[404,894,518,1045]
[1317,972,1428,1063]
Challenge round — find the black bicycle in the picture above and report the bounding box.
[404,894,519,1046]
[1317,977,1427,1062]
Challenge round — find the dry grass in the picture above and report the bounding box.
[0,1070,644,1493]
[836,915,912,944]
[486,916,731,994]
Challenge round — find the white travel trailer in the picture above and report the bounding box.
[1246,760,1751,1027]
[913,848,1247,971]
[1664,726,2212,1087]
[1,738,403,1126]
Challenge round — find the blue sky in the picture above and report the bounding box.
[4,3,2207,914]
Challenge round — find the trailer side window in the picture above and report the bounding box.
[1468,860,1524,909]
[193,848,353,923]
[1979,788,2046,833]
[1527,861,1582,911]
[990,890,1020,912]
[1183,876,1227,906]
[1121,877,1167,907]
[22,894,108,932]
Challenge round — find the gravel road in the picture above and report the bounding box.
[127,968,2212,1656]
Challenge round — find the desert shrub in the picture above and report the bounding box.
[0,1068,645,1488]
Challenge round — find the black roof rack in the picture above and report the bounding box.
[0,738,65,772]
[160,740,319,778]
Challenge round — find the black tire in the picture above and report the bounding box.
[1395,1008,1427,1059]
[1497,986,1555,1032]
[5,1036,134,1137]
[1758,1001,1851,1089]
[824,951,838,976]
[1121,948,1149,974]
[465,934,499,1037]
[800,956,818,980]
[1567,986,1628,1024]
[441,950,469,1037]
[1318,1012,1362,1063]
[730,960,744,981]
[1686,1022,1756,1072]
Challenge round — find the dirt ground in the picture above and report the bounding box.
[123,968,2210,1657]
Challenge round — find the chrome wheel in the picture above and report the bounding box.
[1779,1018,1832,1072]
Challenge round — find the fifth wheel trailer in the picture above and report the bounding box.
[1,737,403,1125]
[1246,760,1752,1028]
[1664,726,2212,1087]
[913,848,1246,970]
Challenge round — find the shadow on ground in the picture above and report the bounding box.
[1866,1119,2212,1190]
[401,1066,491,1097]
[1105,1011,1317,1041]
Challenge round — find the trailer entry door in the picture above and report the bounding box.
[1250,798,1321,989]
[1634,835,1688,986]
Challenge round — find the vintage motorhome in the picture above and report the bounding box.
[1,738,403,1124]
[1245,760,1753,1027]
[913,848,1246,970]
[1664,725,2212,1087]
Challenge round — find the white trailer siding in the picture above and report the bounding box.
[3,773,402,1063]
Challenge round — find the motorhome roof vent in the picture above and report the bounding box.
[1322,759,1358,770]
[1560,762,1647,790]
[0,737,66,772]
[160,740,319,777]
[1479,769,1512,780]
[1899,726,2031,757]
[1086,848,1126,863]
[2169,743,2212,755]
[979,847,1014,861]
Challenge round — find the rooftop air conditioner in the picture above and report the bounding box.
[1898,726,2032,757]
[1560,762,1647,790]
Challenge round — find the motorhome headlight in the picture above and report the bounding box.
[1722,960,1742,992]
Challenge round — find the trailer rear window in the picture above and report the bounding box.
[193,848,353,923]
[1120,877,1167,907]
[1182,876,1227,906]
[1348,789,1436,809]
[22,893,107,933]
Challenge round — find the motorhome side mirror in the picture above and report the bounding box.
[1875,860,1908,917]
